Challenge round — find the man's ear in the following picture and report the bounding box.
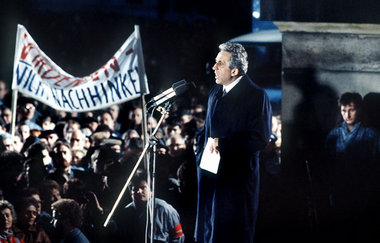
[231,68,239,77]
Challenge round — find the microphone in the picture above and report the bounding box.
[148,81,195,109]
[148,80,187,105]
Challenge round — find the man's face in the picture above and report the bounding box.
[31,194,42,214]
[49,188,62,205]
[212,51,235,86]
[2,108,11,124]
[131,180,152,205]
[20,124,30,142]
[47,133,59,149]
[341,102,359,126]
[167,125,182,137]
[108,105,119,121]
[55,145,72,168]
[129,108,143,125]
[101,113,114,130]
[13,136,23,152]
[70,131,85,149]
[3,138,14,151]
[168,137,186,157]
[0,81,8,100]
[20,205,38,227]
[0,208,13,231]
[22,103,36,120]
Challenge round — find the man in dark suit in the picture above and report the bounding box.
[195,42,272,243]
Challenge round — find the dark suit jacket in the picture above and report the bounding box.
[195,75,272,243]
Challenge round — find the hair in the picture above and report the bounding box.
[218,42,248,76]
[26,141,49,159]
[339,92,362,108]
[100,110,114,121]
[53,140,71,154]
[125,137,144,151]
[22,187,40,197]
[0,200,17,223]
[51,199,83,228]
[15,197,39,214]
[39,179,61,200]
[0,132,13,142]
[130,169,149,190]
[63,178,87,203]
[0,117,6,129]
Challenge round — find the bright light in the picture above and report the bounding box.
[252,11,260,19]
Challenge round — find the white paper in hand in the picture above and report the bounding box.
[200,138,220,174]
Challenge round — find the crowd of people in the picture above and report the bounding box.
[0,77,213,242]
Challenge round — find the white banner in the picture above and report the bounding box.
[12,24,149,112]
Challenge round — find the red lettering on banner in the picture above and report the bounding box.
[33,57,49,75]
[20,43,35,60]
[65,78,87,88]
[125,48,134,56]
[90,71,100,82]
[104,68,109,78]
[41,68,60,79]
[110,57,120,72]
[54,76,70,87]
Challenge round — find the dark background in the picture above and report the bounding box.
[0,0,253,96]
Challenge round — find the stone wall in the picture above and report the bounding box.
[267,22,380,242]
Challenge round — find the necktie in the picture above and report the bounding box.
[222,89,227,97]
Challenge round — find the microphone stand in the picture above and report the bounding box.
[104,102,172,233]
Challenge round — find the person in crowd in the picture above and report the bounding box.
[63,178,107,242]
[21,142,53,188]
[165,135,188,178]
[0,119,7,136]
[1,106,12,129]
[13,132,24,153]
[51,199,90,243]
[17,97,42,131]
[195,42,272,243]
[147,116,158,131]
[18,122,31,144]
[38,180,62,217]
[47,140,85,186]
[166,120,183,138]
[167,161,198,243]
[21,188,42,216]
[127,106,143,136]
[38,180,62,240]
[90,144,123,203]
[117,170,184,243]
[38,130,59,150]
[120,137,144,181]
[62,119,81,143]
[0,200,24,243]
[14,197,51,243]
[0,151,24,202]
[107,104,121,132]
[0,133,15,152]
[1,105,12,130]
[83,117,99,136]
[68,129,87,151]
[71,148,87,169]
[122,129,140,142]
[99,111,122,138]
[0,81,9,106]
[325,92,380,243]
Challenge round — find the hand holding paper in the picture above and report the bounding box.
[200,137,221,174]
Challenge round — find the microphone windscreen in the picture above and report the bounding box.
[174,82,196,96]
[172,79,187,89]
